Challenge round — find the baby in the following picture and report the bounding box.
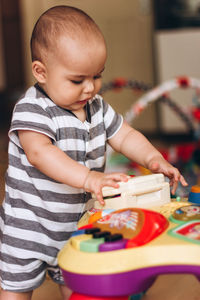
[0,5,187,300]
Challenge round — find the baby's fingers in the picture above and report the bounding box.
[170,179,178,195]
[96,190,105,206]
[94,178,119,206]
[95,174,128,206]
[106,173,129,183]
[170,174,188,194]
[179,174,188,187]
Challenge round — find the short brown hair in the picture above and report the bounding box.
[30,5,103,62]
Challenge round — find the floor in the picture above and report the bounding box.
[32,279,68,300]
[0,129,200,300]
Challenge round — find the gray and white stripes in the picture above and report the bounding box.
[0,86,123,291]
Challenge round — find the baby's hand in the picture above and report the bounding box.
[84,171,128,205]
[147,156,188,194]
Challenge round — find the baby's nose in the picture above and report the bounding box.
[84,79,95,93]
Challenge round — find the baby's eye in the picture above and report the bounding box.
[94,74,102,80]
[71,80,83,85]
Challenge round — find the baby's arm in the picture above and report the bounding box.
[18,130,128,205]
[109,121,188,193]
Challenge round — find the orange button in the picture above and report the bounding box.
[191,185,200,193]
[88,211,102,224]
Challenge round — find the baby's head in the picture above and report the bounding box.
[31,5,105,63]
[30,6,107,112]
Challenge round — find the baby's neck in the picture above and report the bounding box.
[72,108,86,122]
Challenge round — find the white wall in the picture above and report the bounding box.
[155,28,200,133]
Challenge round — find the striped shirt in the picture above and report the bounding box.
[0,85,123,283]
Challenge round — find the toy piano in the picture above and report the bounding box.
[58,174,200,300]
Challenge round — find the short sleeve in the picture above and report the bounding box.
[9,98,57,148]
[102,99,123,139]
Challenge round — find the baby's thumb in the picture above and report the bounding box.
[149,161,160,172]
[96,190,105,206]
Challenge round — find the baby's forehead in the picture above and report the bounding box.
[42,35,105,68]
[57,34,106,61]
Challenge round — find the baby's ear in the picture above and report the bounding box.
[32,60,46,83]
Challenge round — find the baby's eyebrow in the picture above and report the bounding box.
[69,67,105,78]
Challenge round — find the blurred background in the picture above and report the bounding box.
[0,0,200,136]
[1,0,200,184]
[1,2,200,298]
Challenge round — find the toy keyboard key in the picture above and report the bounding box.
[85,227,101,234]
[93,231,111,238]
[80,238,105,252]
[71,229,85,237]
[71,234,92,250]
[99,239,128,252]
[105,233,123,242]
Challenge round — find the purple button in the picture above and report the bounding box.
[99,239,128,252]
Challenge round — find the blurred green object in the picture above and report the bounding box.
[108,153,130,166]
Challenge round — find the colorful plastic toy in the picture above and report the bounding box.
[58,174,200,299]
[69,293,129,300]
[188,185,200,204]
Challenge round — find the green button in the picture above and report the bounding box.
[80,238,105,252]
